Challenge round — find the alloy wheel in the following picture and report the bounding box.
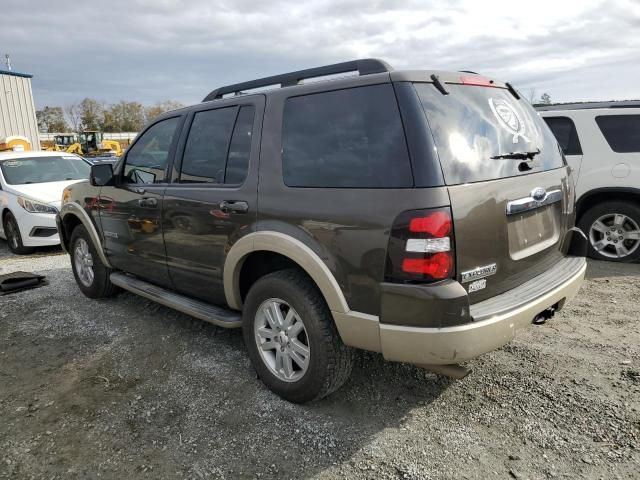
[74,238,95,287]
[254,298,311,382]
[589,213,640,259]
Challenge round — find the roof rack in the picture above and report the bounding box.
[202,58,393,102]
[536,100,640,111]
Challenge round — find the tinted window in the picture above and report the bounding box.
[180,106,255,184]
[595,115,640,153]
[543,116,583,155]
[415,83,565,185]
[282,84,413,188]
[181,107,236,183]
[225,106,255,184]
[124,117,180,184]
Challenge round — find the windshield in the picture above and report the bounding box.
[0,155,90,185]
[414,83,565,185]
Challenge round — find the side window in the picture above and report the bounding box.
[180,107,237,183]
[282,84,413,188]
[225,106,255,184]
[123,117,180,184]
[543,116,582,156]
[179,105,255,185]
[595,115,640,153]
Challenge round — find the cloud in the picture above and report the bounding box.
[1,0,638,108]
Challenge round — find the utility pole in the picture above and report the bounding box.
[4,53,11,71]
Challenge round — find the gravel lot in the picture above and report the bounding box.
[1,240,639,479]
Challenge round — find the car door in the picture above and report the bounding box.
[162,96,264,305]
[98,115,183,286]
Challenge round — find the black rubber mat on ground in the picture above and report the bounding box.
[0,271,48,296]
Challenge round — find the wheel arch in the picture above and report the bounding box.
[577,187,640,220]
[1,207,11,223]
[224,231,350,314]
[58,203,112,268]
[1,207,13,238]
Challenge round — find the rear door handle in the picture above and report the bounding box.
[138,197,158,208]
[219,200,249,214]
[506,189,562,216]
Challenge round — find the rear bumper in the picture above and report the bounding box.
[378,256,586,365]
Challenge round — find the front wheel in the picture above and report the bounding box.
[3,212,34,255]
[69,225,118,298]
[242,269,354,403]
[579,201,640,262]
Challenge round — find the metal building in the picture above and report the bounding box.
[0,69,40,150]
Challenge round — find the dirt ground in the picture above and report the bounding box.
[0,240,638,480]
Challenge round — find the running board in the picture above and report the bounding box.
[110,272,242,328]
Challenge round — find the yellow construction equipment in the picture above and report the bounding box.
[44,133,78,152]
[44,130,123,156]
[78,130,123,157]
[0,135,32,152]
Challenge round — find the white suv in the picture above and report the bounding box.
[538,102,640,262]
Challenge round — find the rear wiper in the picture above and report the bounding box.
[490,148,541,161]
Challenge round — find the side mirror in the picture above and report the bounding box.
[90,163,114,186]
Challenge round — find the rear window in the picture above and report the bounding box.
[282,84,413,188]
[543,117,583,156]
[595,115,640,153]
[414,83,565,185]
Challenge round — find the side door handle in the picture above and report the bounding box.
[138,197,158,208]
[219,200,249,214]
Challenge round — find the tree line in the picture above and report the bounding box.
[37,99,185,133]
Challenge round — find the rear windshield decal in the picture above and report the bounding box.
[489,98,530,144]
[2,161,21,167]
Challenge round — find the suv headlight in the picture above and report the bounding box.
[17,196,58,214]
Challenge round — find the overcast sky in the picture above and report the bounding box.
[2,0,639,108]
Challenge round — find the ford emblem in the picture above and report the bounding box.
[531,187,547,201]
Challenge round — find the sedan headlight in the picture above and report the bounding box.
[17,196,58,214]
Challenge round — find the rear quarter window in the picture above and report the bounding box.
[595,115,640,153]
[414,83,565,185]
[543,116,583,156]
[282,84,413,188]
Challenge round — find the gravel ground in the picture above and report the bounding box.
[0,241,639,479]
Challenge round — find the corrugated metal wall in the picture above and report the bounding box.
[0,72,41,150]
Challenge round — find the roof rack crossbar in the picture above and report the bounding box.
[202,58,392,102]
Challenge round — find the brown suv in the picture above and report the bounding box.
[56,59,587,403]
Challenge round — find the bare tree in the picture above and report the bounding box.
[539,92,552,105]
[65,102,82,133]
[525,88,537,104]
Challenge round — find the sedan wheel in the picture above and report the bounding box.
[3,212,34,255]
[6,220,19,250]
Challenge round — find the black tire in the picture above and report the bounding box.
[578,201,640,263]
[69,225,119,298]
[242,269,354,403]
[3,212,35,255]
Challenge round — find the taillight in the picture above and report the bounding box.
[385,208,455,283]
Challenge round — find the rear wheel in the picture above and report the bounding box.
[242,269,354,403]
[69,225,118,298]
[579,201,640,262]
[3,212,34,255]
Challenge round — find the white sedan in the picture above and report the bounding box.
[0,151,91,254]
